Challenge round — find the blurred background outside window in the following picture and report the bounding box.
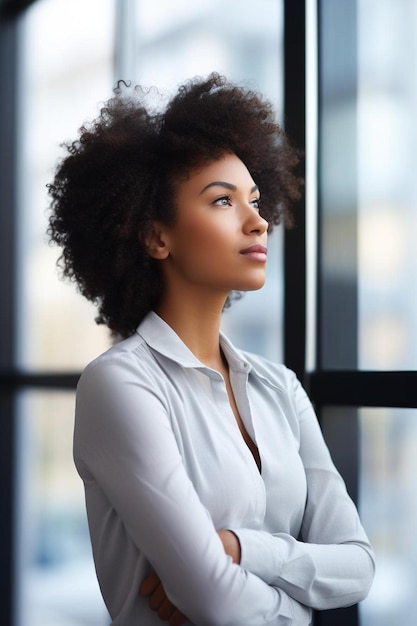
[357,0,417,371]
[17,1,115,623]
[358,0,417,619]
[318,0,417,623]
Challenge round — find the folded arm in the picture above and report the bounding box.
[232,373,375,610]
[75,360,311,626]
[139,530,240,624]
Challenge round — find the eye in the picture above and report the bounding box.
[213,194,232,207]
[250,197,261,211]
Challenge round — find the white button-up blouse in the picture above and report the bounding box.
[74,311,375,625]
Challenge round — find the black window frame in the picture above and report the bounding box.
[1,13,22,626]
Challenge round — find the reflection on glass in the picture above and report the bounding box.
[132,0,284,362]
[318,0,358,370]
[357,1,417,370]
[359,408,417,625]
[16,391,108,626]
[18,0,115,371]
[319,0,417,369]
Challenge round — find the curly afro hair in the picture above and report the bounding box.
[47,73,302,338]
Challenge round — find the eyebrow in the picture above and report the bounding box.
[199,181,259,195]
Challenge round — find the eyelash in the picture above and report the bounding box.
[213,194,233,206]
[213,195,261,210]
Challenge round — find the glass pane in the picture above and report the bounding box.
[357,1,417,369]
[132,0,284,361]
[319,0,417,369]
[17,0,115,370]
[359,407,417,625]
[15,390,108,626]
[318,0,359,369]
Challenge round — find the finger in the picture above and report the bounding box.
[149,582,168,611]
[139,571,161,595]
[168,608,188,626]
[157,597,178,620]
[140,574,187,623]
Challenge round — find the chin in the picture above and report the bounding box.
[238,278,266,292]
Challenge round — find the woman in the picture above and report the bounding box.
[48,74,375,625]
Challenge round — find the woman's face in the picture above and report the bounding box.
[156,153,269,298]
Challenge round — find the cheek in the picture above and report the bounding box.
[182,219,231,251]
[171,225,233,279]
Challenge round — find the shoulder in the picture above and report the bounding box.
[74,331,172,446]
[77,331,158,397]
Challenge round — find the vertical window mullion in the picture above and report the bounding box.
[0,13,20,626]
[283,0,307,383]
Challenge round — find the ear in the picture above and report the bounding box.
[142,221,170,260]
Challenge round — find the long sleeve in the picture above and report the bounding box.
[74,357,312,625]
[231,371,375,611]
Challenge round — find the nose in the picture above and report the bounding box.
[243,204,269,235]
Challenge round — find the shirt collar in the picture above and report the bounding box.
[136,311,252,375]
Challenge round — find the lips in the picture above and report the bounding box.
[239,244,267,262]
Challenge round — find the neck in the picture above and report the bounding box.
[155,288,228,370]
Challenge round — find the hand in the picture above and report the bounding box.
[217,529,241,564]
[140,571,188,625]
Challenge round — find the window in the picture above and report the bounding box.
[308,2,417,625]
[318,0,417,372]
[15,0,115,623]
[4,2,415,625]
[360,407,417,625]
